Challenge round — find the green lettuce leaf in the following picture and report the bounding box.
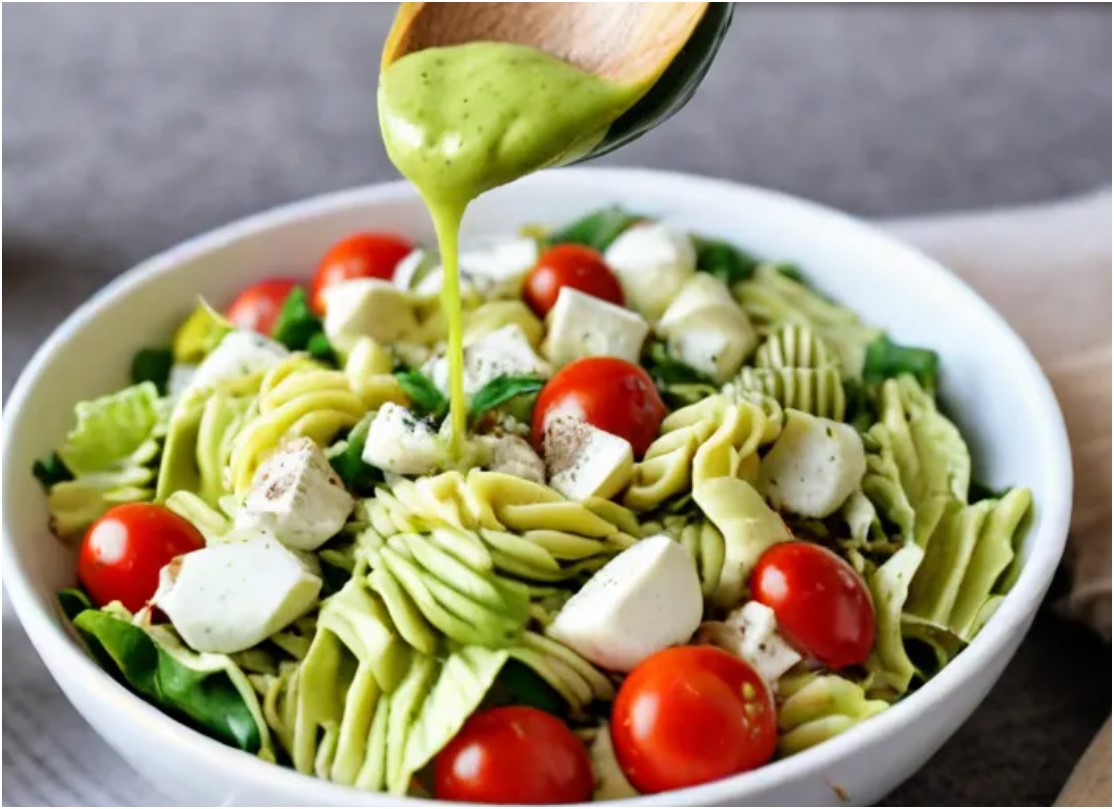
[58,382,162,476]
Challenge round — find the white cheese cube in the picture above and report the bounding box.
[658,274,756,383]
[189,331,288,392]
[547,535,703,671]
[152,536,321,654]
[695,601,802,686]
[426,324,550,395]
[758,410,867,518]
[475,433,546,484]
[545,288,649,368]
[235,437,354,550]
[392,248,437,291]
[322,278,418,353]
[362,402,446,476]
[604,223,696,320]
[666,307,756,383]
[544,417,633,501]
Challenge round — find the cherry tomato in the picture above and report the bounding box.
[750,541,875,669]
[523,244,624,316]
[310,232,412,313]
[533,357,666,457]
[611,646,777,794]
[434,706,593,804]
[78,503,205,612]
[225,278,300,335]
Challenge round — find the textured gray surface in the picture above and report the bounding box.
[3,3,1111,806]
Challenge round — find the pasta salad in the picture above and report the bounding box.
[37,207,1032,802]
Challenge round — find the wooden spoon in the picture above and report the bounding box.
[381,2,734,158]
[383,3,705,85]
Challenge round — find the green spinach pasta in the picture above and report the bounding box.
[38,206,1032,801]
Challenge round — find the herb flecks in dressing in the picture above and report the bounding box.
[379,42,640,454]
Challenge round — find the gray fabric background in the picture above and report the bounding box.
[3,3,1111,806]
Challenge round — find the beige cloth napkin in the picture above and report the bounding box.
[889,188,1112,807]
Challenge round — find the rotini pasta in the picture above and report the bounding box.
[624,393,782,512]
[734,264,880,374]
[776,670,888,756]
[230,356,370,494]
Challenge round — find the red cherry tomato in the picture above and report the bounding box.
[434,706,593,804]
[523,244,624,316]
[611,646,777,794]
[533,357,666,457]
[310,232,412,313]
[78,503,205,612]
[750,541,875,669]
[225,278,300,335]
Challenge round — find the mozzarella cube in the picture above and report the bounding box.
[392,248,437,291]
[658,274,756,383]
[604,223,696,320]
[323,279,418,353]
[545,288,649,367]
[666,307,756,383]
[152,536,321,654]
[758,410,867,518]
[427,324,550,395]
[190,330,288,391]
[544,416,633,501]
[695,601,802,686]
[547,535,703,671]
[475,433,546,484]
[235,437,354,550]
[362,402,446,476]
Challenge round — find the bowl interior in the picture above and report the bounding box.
[2,168,1071,805]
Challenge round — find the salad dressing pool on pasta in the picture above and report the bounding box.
[378,42,640,454]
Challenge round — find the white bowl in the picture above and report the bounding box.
[3,168,1071,807]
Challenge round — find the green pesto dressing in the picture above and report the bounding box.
[379,42,641,454]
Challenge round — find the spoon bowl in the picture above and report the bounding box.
[381,2,734,161]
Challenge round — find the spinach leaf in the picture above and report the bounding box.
[32,452,73,489]
[864,335,939,392]
[495,659,566,717]
[272,286,322,348]
[395,369,448,419]
[548,206,643,251]
[643,341,712,387]
[694,236,758,285]
[469,376,545,420]
[72,608,261,752]
[969,479,1011,503]
[306,331,337,365]
[57,587,92,621]
[328,415,383,495]
[775,263,811,286]
[843,377,877,433]
[130,347,174,393]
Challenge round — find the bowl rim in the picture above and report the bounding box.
[2,167,1073,807]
